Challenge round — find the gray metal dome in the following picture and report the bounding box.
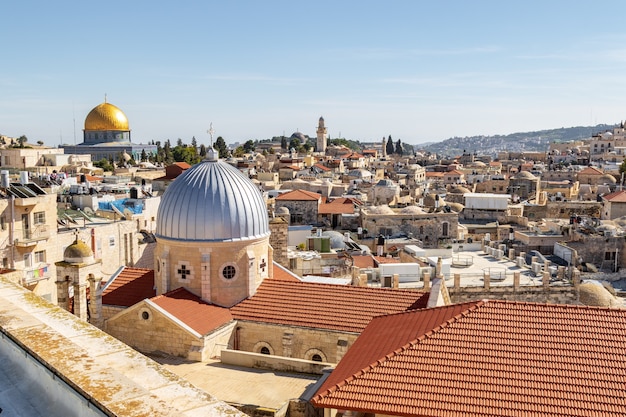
[156,159,270,242]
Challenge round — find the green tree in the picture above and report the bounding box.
[214,136,229,158]
[140,149,147,162]
[94,158,114,172]
[199,144,207,158]
[176,138,184,147]
[280,136,287,150]
[386,135,394,156]
[395,139,403,155]
[243,140,255,153]
[289,137,301,150]
[36,140,44,146]
[233,146,245,157]
[191,136,197,149]
[164,140,174,164]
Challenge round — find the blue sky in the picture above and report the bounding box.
[1,1,625,147]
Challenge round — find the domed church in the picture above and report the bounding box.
[103,146,431,363]
[62,98,157,161]
[154,147,273,307]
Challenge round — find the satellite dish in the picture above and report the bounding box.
[123,208,133,219]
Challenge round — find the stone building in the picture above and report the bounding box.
[275,189,322,225]
[360,205,458,248]
[102,147,431,363]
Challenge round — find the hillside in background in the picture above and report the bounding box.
[417,124,613,157]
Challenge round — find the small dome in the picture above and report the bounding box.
[366,205,394,215]
[157,158,270,242]
[277,206,290,215]
[600,174,616,184]
[578,281,621,307]
[322,231,348,249]
[290,132,308,141]
[449,186,471,194]
[401,205,425,215]
[64,239,94,263]
[84,102,129,131]
[446,202,465,213]
[514,171,536,180]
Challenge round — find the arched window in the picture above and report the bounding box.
[260,347,270,355]
[311,354,322,362]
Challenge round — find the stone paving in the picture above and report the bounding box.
[149,353,320,411]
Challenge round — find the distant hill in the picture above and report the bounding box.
[416,124,613,157]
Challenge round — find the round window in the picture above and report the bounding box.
[222,265,236,279]
[141,311,150,320]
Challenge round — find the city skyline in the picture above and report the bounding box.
[2,1,626,146]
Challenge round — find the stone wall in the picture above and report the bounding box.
[235,321,358,364]
[275,200,319,225]
[450,286,578,304]
[106,301,200,358]
[269,217,288,267]
[361,210,458,249]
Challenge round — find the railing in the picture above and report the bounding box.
[16,225,50,246]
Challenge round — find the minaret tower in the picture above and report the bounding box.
[316,116,328,154]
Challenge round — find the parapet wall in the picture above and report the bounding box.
[450,286,578,304]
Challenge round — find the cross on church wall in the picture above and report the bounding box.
[177,264,190,279]
[260,258,267,272]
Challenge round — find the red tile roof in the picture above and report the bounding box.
[272,262,302,282]
[318,199,357,215]
[150,287,233,335]
[230,280,429,333]
[312,300,626,417]
[578,166,604,175]
[313,163,331,172]
[173,162,191,169]
[102,267,155,307]
[603,190,626,203]
[275,189,321,201]
[352,255,376,269]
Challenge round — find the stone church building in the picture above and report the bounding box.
[62,147,431,363]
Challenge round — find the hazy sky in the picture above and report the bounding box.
[1,1,625,146]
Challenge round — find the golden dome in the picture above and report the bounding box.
[84,102,129,131]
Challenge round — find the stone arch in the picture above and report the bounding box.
[253,341,274,355]
[304,348,327,362]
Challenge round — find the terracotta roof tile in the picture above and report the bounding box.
[603,190,626,203]
[151,287,233,335]
[272,262,302,282]
[578,166,604,175]
[275,189,321,201]
[352,255,376,269]
[312,300,626,416]
[102,267,155,307]
[231,280,429,333]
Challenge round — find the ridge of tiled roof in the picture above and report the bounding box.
[578,166,604,175]
[275,189,321,201]
[230,280,429,333]
[102,267,155,307]
[603,189,626,202]
[150,287,233,335]
[312,299,626,417]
